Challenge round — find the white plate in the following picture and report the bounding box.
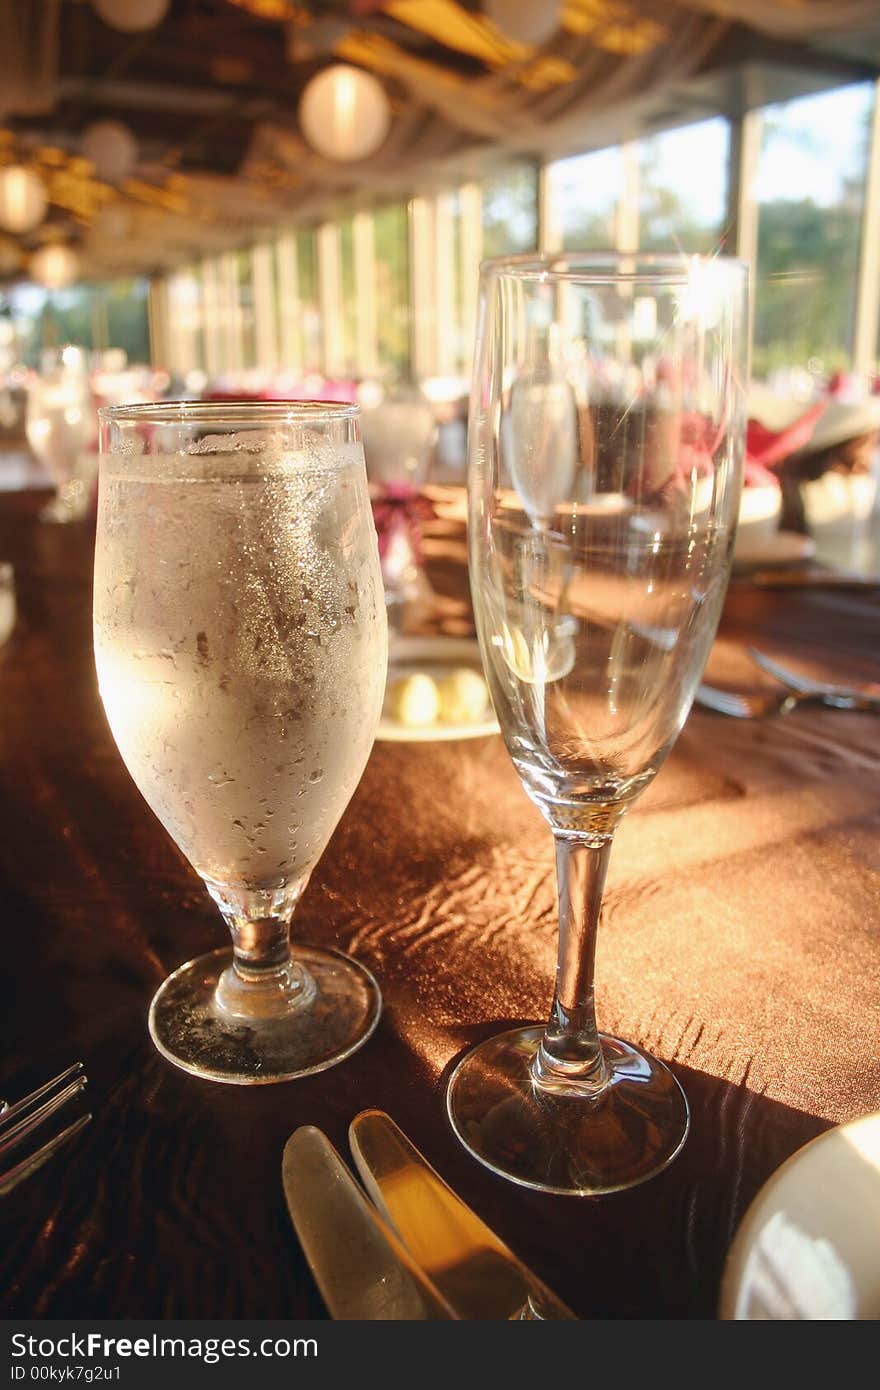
[377,636,499,743]
[733,529,815,572]
[719,1110,880,1320]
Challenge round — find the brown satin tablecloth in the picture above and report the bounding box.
[1,488,878,1320]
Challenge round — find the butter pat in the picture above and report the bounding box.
[389,672,439,726]
[437,668,488,724]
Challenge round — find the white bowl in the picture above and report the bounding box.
[801,470,878,568]
[720,1110,880,1320]
[734,484,782,556]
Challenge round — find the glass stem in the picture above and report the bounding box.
[206,879,316,1020]
[531,831,614,1096]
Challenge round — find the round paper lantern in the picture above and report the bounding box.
[82,120,138,184]
[483,0,560,46]
[91,203,133,241]
[0,166,48,235]
[299,64,391,163]
[91,0,170,32]
[30,244,81,291]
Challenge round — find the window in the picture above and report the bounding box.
[482,164,538,257]
[339,217,358,375]
[545,147,623,250]
[2,279,151,368]
[637,118,729,254]
[437,188,465,374]
[236,250,256,370]
[107,278,152,366]
[118,85,880,387]
[374,202,410,379]
[752,83,874,378]
[296,228,322,370]
[165,270,203,373]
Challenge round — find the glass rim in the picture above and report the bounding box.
[479,250,749,286]
[98,398,361,426]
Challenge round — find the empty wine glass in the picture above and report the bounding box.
[93,401,388,1083]
[360,388,437,622]
[25,347,92,523]
[450,253,748,1193]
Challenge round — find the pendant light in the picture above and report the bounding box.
[91,0,170,33]
[299,64,391,163]
[483,0,560,46]
[30,244,81,291]
[0,166,48,235]
[83,121,139,184]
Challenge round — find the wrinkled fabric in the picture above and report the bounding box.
[0,488,877,1319]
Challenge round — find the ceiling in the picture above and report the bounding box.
[1,0,878,282]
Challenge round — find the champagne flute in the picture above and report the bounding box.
[93,401,388,1084]
[450,253,748,1193]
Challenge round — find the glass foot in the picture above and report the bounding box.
[39,481,89,524]
[148,944,381,1084]
[446,1026,688,1196]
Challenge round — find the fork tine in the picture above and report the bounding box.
[748,647,880,704]
[0,1077,87,1157]
[0,1113,91,1197]
[0,1062,84,1131]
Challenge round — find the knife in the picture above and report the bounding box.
[349,1110,577,1321]
[746,568,880,590]
[282,1125,457,1320]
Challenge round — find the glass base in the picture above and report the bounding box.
[148,944,381,1085]
[446,1026,688,1196]
[39,481,90,524]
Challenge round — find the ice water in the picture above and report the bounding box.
[94,443,387,893]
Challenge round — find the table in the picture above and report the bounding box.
[1,488,878,1320]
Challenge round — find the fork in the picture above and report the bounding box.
[0,1063,90,1196]
[748,648,880,708]
[695,683,878,719]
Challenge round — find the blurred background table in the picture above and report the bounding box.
[1,485,878,1320]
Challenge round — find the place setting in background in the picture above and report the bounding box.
[361,382,498,743]
[733,381,880,581]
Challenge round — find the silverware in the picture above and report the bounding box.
[349,1110,577,1320]
[0,1062,90,1196]
[748,648,880,707]
[747,569,880,590]
[696,676,880,719]
[282,1126,457,1320]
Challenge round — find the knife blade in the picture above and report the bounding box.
[349,1110,577,1321]
[747,568,880,590]
[282,1125,457,1320]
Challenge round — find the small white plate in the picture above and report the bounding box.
[733,529,815,572]
[377,636,500,743]
[719,1110,880,1320]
